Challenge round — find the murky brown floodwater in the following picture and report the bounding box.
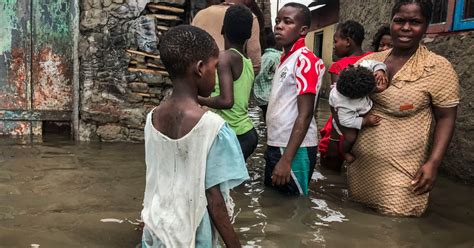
[0,99,473,247]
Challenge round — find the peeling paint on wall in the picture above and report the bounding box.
[0,121,31,135]
[0,49,28,109]
[31,0,73,111]
[33,0,71,47]
[0,0,29,111]
[0,0,17,54]
[33,47,72,110]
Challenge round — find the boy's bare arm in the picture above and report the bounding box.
[198,52,234,109]
[206,185,241,248]
[272,93,315,186]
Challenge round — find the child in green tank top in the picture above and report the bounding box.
[198,4,258,161]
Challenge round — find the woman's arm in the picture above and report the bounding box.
[412,106,457,194]
[206,185,241,248]
[198,52,234,109]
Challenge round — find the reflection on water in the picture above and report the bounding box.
[311,198,347,225]
[232,100,474,247]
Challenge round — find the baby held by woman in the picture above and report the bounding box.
[329,60,389,163]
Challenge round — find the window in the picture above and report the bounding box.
[313,32,323,58]
[465,0,474,18]
[453,0,474,30]
[431,0,448,24]
[426,0,455,33]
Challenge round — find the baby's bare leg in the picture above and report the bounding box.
[339,126,358,163]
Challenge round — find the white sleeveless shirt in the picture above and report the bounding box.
[141,110,225,248]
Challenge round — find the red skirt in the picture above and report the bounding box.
[318,115,345,158]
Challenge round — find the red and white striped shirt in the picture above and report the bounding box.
[266,38,325,147]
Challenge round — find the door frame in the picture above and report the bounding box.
[72,0,80,140]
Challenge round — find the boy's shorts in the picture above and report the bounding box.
[237,127,258,161]
[264,146,317,196]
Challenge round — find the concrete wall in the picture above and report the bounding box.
[339,0,474,183]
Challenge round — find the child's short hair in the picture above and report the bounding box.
[222,4,253,45]
[371,24,390,51]
[337,20,365,47]
[337,65,376,99]
[159,25,219,79]
[283,2,311,28]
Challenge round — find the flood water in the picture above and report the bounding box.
[0,99,473,247]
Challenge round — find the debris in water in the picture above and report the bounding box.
[100,218,124,223]
[126,218,140,225]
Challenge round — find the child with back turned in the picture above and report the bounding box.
[140,25,249,248]
[198,4,258,161]
[329,60,389,163]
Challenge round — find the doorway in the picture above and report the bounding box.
[0,0,76,136]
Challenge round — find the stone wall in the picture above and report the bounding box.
[426,33,474,183]
[79,0,185,142]
[78,0,270,143]
[340,0,474,183]
[256,0,272,28]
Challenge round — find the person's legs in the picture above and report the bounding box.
[264,146,317,196]
[318,116,344,171]
[287,146,317,195]
[264,146,299,195]
[264,146,279,187]
[306,146,317,183]
[237,128,258,161]
[339,126,358,163]
[259,105,268,121]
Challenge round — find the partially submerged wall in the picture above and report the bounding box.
[340,0,474,182]
[78,0,273,143]
[79,0,185,142]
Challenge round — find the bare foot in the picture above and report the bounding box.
[344,153,355,163]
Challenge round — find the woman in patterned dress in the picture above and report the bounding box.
[347,0,460,216]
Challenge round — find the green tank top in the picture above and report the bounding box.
[212,48,255,135]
